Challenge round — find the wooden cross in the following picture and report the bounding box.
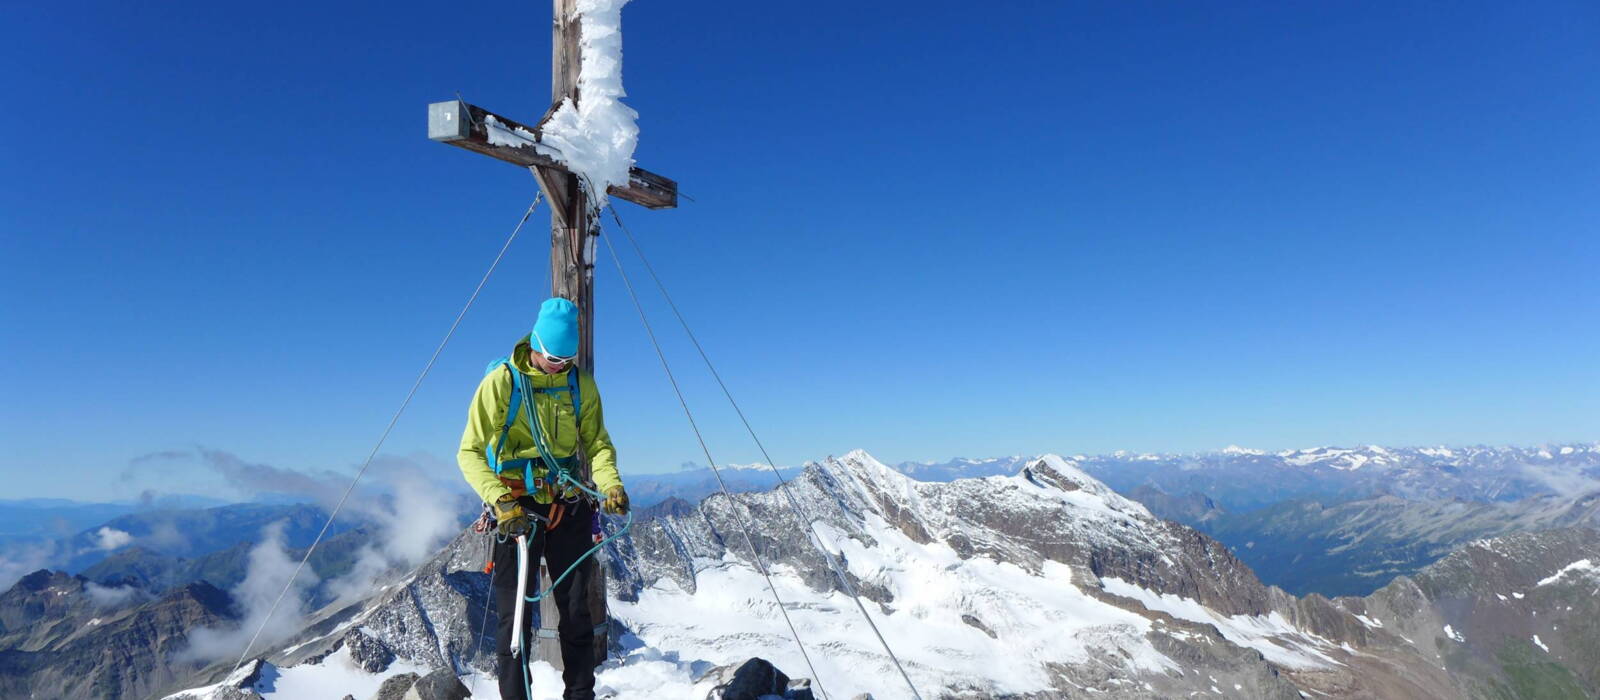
[426,0,677,371]
[426,0,676,672]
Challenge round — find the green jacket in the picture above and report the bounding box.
[456,337,621,505]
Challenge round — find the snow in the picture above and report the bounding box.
[1532,635,1549,653]
[611,511,1174,698]
[1020,454,1153,520]
[164,665,260,700]
[590,646,715,698]
[485,115,556,156]
[1098,577,1341,669]
[1537,559,1596,587]
[537,0,639,207]
[1221,445,1265,456]
[1353,614,1383,629]
[717,462,783,472]
[260,648,428,700]
[1443,625,1465,643]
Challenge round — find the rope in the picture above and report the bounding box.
[507,362,636,604]
[227,186,545,678]
[597,218,832,700]
[466,531,499,697]
[511,493,632,700]
[605,205,925,700]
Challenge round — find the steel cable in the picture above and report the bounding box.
[596,218,832,700]
[604,205,925,700]
[227,186,544,679]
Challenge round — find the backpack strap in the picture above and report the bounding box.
[488,361,521,475]
[490,363,583,490]
[568,367,582,423]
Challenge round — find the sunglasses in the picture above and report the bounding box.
[533,330,577,365]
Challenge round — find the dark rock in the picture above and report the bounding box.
[960,613,996,638]
[370,672,420,700]
[344,627,396,673]
[707,657,788,700]
[408,668,471,700]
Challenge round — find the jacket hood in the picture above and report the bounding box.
[512,335,576,386]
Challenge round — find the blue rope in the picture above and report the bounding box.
[519,474,633,605]
[510,367,632,699]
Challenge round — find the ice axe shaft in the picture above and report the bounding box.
[509,534,529,656]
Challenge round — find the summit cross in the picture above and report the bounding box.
[425,0,675,672]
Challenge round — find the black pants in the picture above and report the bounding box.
[492,498,596,700]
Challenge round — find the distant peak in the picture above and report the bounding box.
[840,448,877,462]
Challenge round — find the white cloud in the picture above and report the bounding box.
[176,520,320,663]
[325,470,462,605]
[84,581,145,609]
[93,527,134,552]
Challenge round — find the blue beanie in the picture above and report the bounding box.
[532,297,580,358]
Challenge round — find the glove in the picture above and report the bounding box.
[494,494,531,537]
[603,485,630,515]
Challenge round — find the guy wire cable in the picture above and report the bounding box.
[228,182,544,678]
[596,221,832,700]
[605,204,925,700]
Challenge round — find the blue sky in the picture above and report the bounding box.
[3,1,1596,502]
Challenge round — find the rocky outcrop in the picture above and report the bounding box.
[0,569,94,651]
[0,579,234,700]
[368,668,468,700]
[702,658,814,700]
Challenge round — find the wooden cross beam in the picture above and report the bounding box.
[426,100,677,211]
[427,0,674,672]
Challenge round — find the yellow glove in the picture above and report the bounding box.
[494,494,531,536]
[603,486,630,515]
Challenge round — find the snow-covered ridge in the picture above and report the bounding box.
[1099,577,1340,670]
[903,443,1599,478]
[897,443,1600,509]
[603,449,1310,696]
[1536,558,1597,587]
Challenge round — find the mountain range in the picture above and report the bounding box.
[4,443,1598,698]
[134,450,1599,699]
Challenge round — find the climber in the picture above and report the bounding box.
[457,297,630,700]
